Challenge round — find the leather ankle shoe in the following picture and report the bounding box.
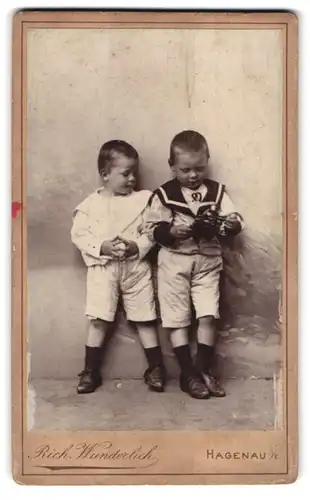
[77,369,102,394]
[201,372,226,397]
[144,366,165,392]
[179,373,210,399]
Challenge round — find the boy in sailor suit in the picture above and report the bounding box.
[71,140,165,394]
[146,130,244,400]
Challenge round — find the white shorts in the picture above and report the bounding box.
[157,248,223,328]
[86,259,156,323]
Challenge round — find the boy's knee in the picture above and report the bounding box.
[198,315,215,325]
[90,318,108,329]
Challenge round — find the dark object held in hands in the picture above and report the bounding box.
[191,204,223,242]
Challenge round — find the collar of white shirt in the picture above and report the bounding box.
[181,184,208,203]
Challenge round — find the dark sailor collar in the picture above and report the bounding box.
[155,178,225,217]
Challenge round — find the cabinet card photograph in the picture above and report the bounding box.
[12,10,298,485]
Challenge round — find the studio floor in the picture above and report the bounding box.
[29,375,282,431]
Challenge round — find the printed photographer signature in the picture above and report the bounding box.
[29,441,159,470]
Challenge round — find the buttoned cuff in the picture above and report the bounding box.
[89,240,103,258]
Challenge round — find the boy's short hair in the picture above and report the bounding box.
[169,130,210,166]
[98,140,139,176]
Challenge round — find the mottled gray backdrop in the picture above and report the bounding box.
[27,29,283,380]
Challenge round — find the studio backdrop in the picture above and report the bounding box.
[27,28,283,380]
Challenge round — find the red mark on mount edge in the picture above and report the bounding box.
[12,202,23,219]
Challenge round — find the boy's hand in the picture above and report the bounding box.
[116,236,139,259]
[100,238,124,258]
[170,224,192,240]
[221,213,242,235]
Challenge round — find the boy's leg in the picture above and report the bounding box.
[121,261,165,391]
[156,249,210,399]
[197,316,225,397]
[197,315,216,374]
[77,318,111,394]
[135,320,159,349]
[135,321,166,392]
[171,327,194,375]
[169,327,210,399]
[87,317,109,347]
[192,255,226,397]
[78,263,119,394]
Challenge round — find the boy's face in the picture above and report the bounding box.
[102,154,138,195]
[171,149,209,190]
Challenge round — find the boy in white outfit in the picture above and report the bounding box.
[145,130,244,400]
[71,140,165,394]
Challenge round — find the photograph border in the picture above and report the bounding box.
[11,10,298,485]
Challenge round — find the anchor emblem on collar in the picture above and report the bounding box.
[191,192,202,202]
